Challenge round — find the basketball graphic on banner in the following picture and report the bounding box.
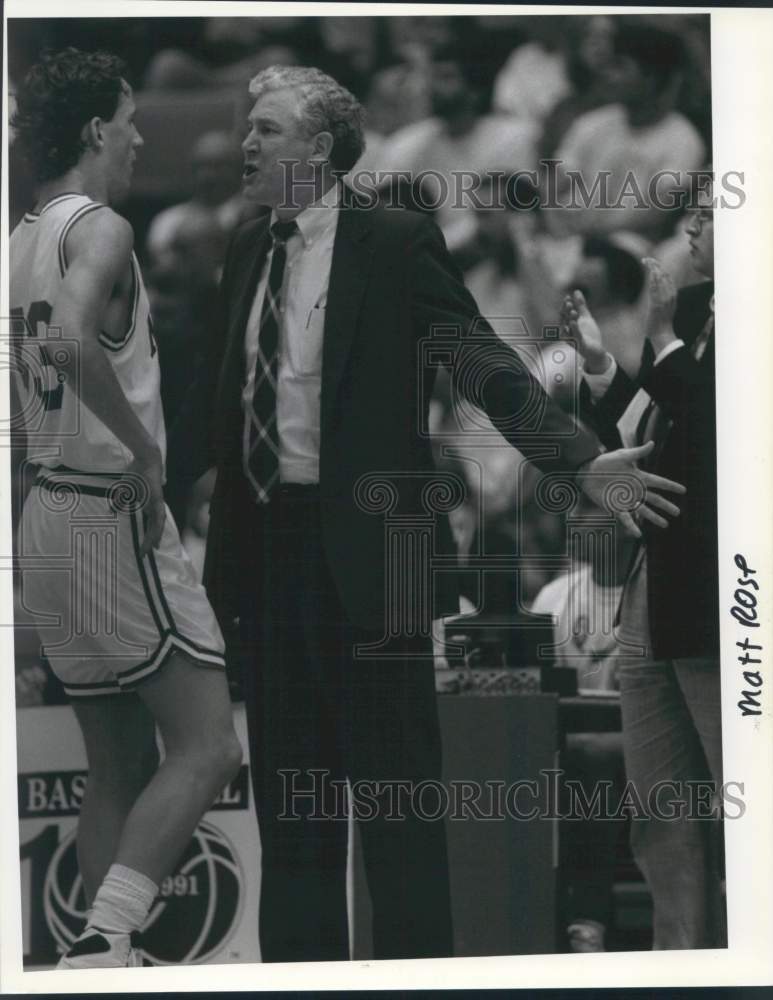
[43,820,244,964]
[42,830,87,952]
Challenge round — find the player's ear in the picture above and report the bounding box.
[81,117,104,151]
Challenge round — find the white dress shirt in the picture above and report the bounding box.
[241,184,341,484]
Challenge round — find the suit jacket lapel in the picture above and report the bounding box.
[226,223,271,382]
[638,338,656,380]
[214,222,271,452]
[321,199,374,432]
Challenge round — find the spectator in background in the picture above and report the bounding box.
[531,514,633,951]
[492,15,572,123]
[362,38,538,255]
[146,211,224,426]
[359,15,464,144]
[552,20,704,240]
[565,234,647,377]
[362,59,432,150]
[145,131,252,430]
[386,14,459,62]
[145,130,245,269]
[538,15,616,159]
[313,17,388,100]
[143,16,304,90]
[180,467,217,582]
[362,19,461,150]
[462,178,647,393]
[463,175,548,340]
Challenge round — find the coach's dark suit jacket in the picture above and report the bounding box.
[169,190,602,633]
[584,280,717,660]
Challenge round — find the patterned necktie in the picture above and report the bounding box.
[691,299,715,362]
[244,219,298,503]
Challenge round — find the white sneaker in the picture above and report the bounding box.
[56,929,145,969]
[567,920,606,953]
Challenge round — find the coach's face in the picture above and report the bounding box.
[242,88,320,214]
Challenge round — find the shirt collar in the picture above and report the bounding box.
[270,182,341,249]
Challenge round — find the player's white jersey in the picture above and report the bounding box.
[9,192,165,473]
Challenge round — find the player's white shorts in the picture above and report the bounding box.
[17,467,226,698]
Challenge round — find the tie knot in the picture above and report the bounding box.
[271,219,298,244]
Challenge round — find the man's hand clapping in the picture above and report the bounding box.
[642,256,678,355]
[561,289,610,374]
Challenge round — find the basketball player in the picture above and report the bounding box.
[10,48,242,968]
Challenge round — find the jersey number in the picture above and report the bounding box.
[10,300,64,412]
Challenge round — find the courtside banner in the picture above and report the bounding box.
[16,703,261,968]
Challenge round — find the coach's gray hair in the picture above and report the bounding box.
[248,65,365,172]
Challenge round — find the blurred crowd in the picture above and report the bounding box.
[9,11,710,689]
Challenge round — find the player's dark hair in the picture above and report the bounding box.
[12,47,128,182]
[613,21,685,92]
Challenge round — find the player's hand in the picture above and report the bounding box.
[560,290,610,374]
[577,442,686,538]
[128,453,166,558]
[642,257,677,350]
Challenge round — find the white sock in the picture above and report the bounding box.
[87,864,158,936]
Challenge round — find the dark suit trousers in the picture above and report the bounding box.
[238,486,453,962]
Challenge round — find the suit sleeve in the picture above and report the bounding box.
[408,216,601,474]
[580,363,638,451]
[578,379,623,452]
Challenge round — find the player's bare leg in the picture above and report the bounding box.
[114,653,242,881]
[72,693,158,904]
[58,654,241,969]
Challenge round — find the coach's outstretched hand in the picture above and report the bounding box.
[577,442,686,538]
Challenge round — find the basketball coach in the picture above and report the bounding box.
[168,66,684,963]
